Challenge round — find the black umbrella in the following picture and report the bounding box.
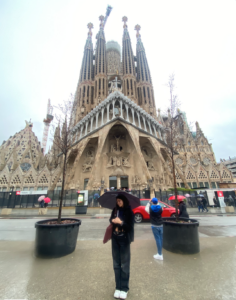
[98,191,141,210]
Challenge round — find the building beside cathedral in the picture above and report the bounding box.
[0,12,233,195]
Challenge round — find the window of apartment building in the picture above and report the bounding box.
[204,182,209,188]
[180,183,185,188]
[192,182,197,188]
[199,182,204,187]
[211,182,216,188]
[23,187,28,191]
[37,187,43,191]
[2,187,7,192]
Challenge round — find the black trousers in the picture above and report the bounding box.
[112,234,131,292]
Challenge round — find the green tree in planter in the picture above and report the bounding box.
[164,74,191,221]
[51,94,82,223]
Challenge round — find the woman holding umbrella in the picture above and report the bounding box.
[43,196,51,208]
[109,193,134,300]
[38,195,45,208]
[178,198,189,219]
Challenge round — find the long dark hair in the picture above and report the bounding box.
[116,193,130,209]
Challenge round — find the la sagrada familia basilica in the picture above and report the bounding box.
[0,9,233,195]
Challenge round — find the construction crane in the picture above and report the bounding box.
[42,99,54,154]
[94,5,113,54]
[104,5,113,28]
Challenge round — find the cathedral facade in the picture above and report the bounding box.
[0,14,233,195]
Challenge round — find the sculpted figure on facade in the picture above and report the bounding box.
[82,148,95,173]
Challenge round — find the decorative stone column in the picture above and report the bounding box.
[120,100,124,119]
[117,176,121,189]
[106,104,110,122]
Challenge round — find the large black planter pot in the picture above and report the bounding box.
[163,218,200,254]
[75,205,88,214]
[35,218,81,258]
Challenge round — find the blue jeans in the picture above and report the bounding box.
[198,205,203,212]
[151,226,163,255]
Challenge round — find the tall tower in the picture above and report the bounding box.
[135,25,157,118]
[74,23,94,123]
[94,16,108,105]
[122,17,137,103]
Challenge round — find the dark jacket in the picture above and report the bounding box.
[179,202,189,218]
[202,198,207,206]
[109,206,134,244]
[148,204,163,226]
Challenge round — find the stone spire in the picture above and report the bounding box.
[135,24,156,118]
[122,17,137,103]
[196,121,204,138]
[94,15,107,105]
[74,23,94,123]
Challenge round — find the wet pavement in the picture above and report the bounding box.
[0,216,236,300]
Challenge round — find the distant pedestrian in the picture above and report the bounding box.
[110,194,134,299]
[228,195,234,206]
[178,200,189,218]
[201,197,208,212]
[197,199,204,212]
[145,197,163,261]
[213,196,217,207]
[38,195,45,208]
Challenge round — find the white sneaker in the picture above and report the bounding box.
[154,254,163,260]
[120,291,128,299]
[114,290,120,299]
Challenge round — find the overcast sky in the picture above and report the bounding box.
[0,0,235,161]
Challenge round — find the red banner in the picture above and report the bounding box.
[217,191,224,197]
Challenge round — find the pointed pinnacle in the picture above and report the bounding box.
[99,15,105,28]
[122,16,128,28]
[87,23,93,36]
[134,24,141,38]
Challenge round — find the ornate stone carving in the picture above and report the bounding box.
[175,158,183,165]
[190,157,197,165]
[82,147,95,173]
[107,133,131,169]
[203,157,210,166]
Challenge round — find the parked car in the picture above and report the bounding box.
[133,199,179,223]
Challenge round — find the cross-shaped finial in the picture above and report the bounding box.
[99,15,105,28]
[87,23,93,36]
[122,16,128,28]
[134,24,141,38]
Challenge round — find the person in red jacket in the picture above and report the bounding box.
[145,197,163,260]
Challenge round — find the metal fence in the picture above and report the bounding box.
[155,190,210,209]
[0,190,101,209]
[2,189,234,209]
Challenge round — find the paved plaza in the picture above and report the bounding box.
[0,216,236,300]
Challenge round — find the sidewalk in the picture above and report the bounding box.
[0,237,235,300]
[0,206,235,218]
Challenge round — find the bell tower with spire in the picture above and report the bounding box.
[74,23,94,123]
[135,24,157,118]
[122,17,137,103]
[94,15,108,105]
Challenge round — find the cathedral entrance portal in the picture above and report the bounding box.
[109,176,117,189]
[109,175,129,189]
[121,176,128,189]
